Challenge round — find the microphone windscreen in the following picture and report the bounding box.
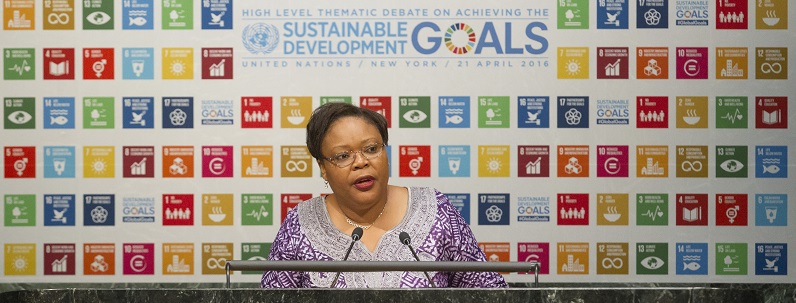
[351,227,364,241]
[399,231,411,245]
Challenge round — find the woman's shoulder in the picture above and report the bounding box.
[406,186,444,201]
[410,187,471,229]
[296,195,325,210]
[271,196,325,258]
[276,206,301,236]
[293,195,326,225]
[407,186,452,205]
[279,196,325,231]
[405,187,461,218]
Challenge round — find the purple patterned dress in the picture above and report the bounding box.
[261,187,508,288]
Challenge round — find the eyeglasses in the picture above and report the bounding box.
[323,143,386,168]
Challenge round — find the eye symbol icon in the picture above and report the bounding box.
[641,256,664,270]
[719,159,744,173]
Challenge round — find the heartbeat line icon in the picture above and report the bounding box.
[245,206,269,221]
[721,109,743,124]
[642,206,664,221]
[8,60,30,75]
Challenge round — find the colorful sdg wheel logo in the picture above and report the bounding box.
[444,23,476,54]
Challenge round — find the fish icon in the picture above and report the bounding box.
[129,17,147,26]
[50,116,68,125]
[762,165,780,174]
[683,262,701,271]
[445,115,463,124]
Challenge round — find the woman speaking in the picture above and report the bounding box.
[261,102,507,288]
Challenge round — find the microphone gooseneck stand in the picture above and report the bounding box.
[399,231,437,288]
[330,227,364,288]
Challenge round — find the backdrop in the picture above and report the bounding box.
[0,0,793,284]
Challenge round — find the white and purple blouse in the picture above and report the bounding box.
[261,187,508,288]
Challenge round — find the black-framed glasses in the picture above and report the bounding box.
[323,143,386,168]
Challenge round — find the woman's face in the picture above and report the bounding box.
[318,116,389,207]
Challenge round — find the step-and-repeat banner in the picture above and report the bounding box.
[0,0,793,284]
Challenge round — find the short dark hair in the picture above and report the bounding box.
[306,102,388,160]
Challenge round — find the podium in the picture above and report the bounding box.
[225,260,541,287]
[0,287,761,303]
[0,260,775,302]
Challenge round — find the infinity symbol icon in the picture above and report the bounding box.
[681,161,703,172]
[48,13,70,24]
[207,258,227,269]
[761,63,782,74]
[286,160,307,172]
[602,257,624,269]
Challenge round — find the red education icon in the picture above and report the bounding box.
[676,194,708,226]
[755,97,787,129]
[43,48,75,80]
[281,194,311,223]
[360,96,392,127]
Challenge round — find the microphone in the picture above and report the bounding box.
[329,227,363,288]
[399,231,437,288]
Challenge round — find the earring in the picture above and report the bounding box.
[324,180,329,188]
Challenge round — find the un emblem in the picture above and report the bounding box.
[242,23,280,54]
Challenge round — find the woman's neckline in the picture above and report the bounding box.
[321,186,412,255]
